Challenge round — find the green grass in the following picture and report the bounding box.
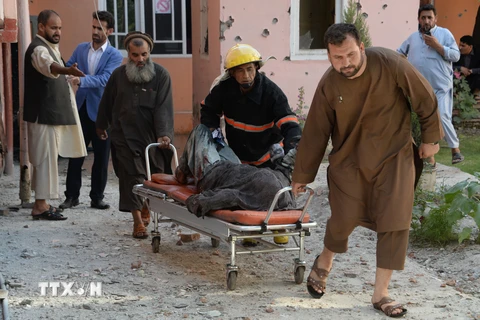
[434,132,480,175]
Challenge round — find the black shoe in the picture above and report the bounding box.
[59,198,79,209]
[90,200,110,210]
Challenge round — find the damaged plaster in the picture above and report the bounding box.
[219,16,234,41]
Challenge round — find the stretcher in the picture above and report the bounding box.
[132,143,317,290]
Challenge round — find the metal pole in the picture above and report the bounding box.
[0,44,5,175]
[1,43,13,175]
[17,0,31,204]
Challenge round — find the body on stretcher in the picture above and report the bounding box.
[132,143,318,290]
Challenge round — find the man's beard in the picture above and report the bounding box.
[45,33,60,44]
[125,58,155,84]
[338,54,365,78]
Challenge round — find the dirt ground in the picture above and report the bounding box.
[1,156,479,320]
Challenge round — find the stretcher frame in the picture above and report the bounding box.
[133,143,317,290]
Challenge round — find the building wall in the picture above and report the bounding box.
[191,0,221,124]
[211,0,420,113]
[28,0,193,134]
[435,1,478,43]
[0,0,18,43]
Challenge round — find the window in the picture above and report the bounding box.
[290,0,343,60]
[101,0,192,56]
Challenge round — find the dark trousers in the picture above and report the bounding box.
[65,103,110,201]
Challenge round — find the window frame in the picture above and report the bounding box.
[99,0,191,58]
[290,0,344,61]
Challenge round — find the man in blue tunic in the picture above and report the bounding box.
[398,4,463,165]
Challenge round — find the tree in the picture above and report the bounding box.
[343,0,372,48]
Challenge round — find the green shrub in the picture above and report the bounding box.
[411,175,480,245]
[453,73,479,124]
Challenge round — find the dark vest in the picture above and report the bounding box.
[23,36,76,125]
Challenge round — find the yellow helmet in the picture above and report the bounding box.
[224,44,262,70]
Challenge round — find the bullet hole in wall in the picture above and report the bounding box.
[262,29,270,37]
[235,36,242,42]
[272,18,278,24]
[382,4,387,10]
[219,16,235,41]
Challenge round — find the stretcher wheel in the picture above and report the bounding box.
[152,236,161,253]
[211,238,220,248]
[294,266,305,284]
[227,271,237,290]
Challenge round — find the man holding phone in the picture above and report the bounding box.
[398,4,463,165]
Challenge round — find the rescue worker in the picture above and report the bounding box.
[200,44,302,245]
[201,44,302,169]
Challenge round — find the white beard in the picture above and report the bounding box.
[125,58,155,84]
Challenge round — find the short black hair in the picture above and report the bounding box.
[324,23,361,52]
[93,11,115,29]
[38,9,60,26]
[418,4,436,18]
[460,35,474,46]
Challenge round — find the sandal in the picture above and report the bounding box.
[306,255,329,299]
[133,224,149,239]
[32,206,67,220]
[141,200,151,227]
[452,152,464,164]
[373,296,407,318]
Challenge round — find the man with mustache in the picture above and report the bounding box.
[24,9,87,221]
[291,23,443,317]
[96,32,173,239]
[59,11,123,211]
[398,4,463,165]
[201,44,302,170]
[201,44,302,245]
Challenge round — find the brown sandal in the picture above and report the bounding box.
[373,296,407,318]
[306,255,329,299]
[133,224,149,239]
[141,200,151,227]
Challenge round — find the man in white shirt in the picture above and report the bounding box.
[23,9,87,220]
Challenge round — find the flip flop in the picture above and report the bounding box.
[306,255,329,299]
[32,206,67,220]
[373,296,407,318]
[452,152,464,164]
[133,224,149,239]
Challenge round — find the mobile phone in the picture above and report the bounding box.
[425,31,431,36]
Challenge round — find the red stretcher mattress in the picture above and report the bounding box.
[142,173,310,226]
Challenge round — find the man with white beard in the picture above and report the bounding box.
[96,32,174,239]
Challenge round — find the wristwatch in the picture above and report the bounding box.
[426,141,439,145]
